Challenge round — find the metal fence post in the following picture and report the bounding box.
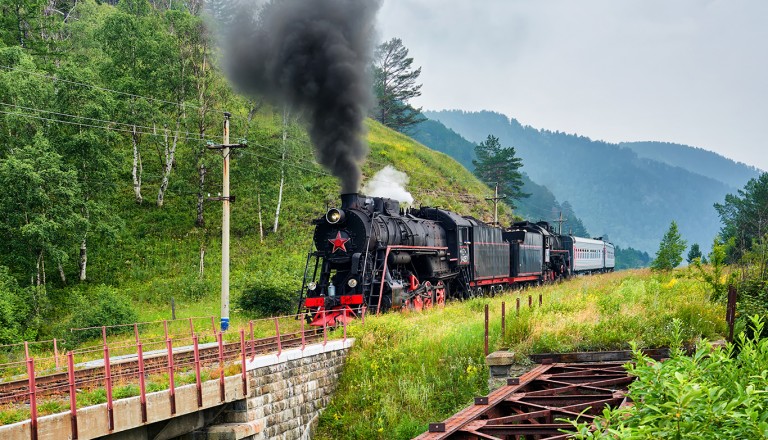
[218,332,225,402]
[484,304,489,356]
[240,329,247,396]
[103,343,114,432]
[301,315,306,351]
[166,338,176,415]
[27,357,38,440]
[501,302,506,339]
[137,342,147,423]
[274,318,282,357]
[53,338,60,370]
[67,352,78,439]
[192,335,202,407]
[323,310,328,347]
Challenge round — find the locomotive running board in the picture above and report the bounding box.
[413,361,636,439]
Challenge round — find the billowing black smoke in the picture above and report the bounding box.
[222,0,381,193]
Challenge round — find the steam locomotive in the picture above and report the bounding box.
[298,193,614,326]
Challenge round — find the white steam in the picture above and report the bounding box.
[362,166,414,205]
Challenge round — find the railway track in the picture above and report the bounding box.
[0,328,325,404]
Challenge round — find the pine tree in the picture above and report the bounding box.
[651,221,687,271]
[372,37,425,133]
[687,243,703,264]
[472,135,528,208]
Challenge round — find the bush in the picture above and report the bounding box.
[571,317,768,439]
[66,285,138,344]
[237,275,298,317]
[0,266,36,344]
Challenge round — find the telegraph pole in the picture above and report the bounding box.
[206,112,246,331]
[485,183,507,226]
[553,211,567,235]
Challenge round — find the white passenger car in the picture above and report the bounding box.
[568,236,615,274]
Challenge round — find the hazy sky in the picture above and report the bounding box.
[377,0,768,171]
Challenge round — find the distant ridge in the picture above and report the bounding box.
[620,141,762,189]
[424,110,737,253]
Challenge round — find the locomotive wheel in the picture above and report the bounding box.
[412,295,423,311]
[435,281,446,307]
[423,281,434,309]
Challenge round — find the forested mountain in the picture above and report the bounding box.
[425,110,734,253]
[620,141,762,190]
[411,118,590,236]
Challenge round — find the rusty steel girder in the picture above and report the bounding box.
[414,361,635,440]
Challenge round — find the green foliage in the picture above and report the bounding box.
[687,242,702,264]
[0,134,87,281]
[692,238,729,301]
[237,274,298,317]
[472,134,528,208]
[318,272,725,439]
[615,246,651,270]
[372,37,425,133]
[652,221,687,271]
[0,266,36,343]
[714,172,768,262]
[66,285,137,344]
[571,317,768,439]
[410,118,592,228]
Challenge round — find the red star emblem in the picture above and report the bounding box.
[328,231,350,253]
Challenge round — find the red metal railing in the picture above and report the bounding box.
[0,309,363,440]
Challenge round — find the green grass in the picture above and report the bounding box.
[316,269,726,440]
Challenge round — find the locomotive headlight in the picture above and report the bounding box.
[459,247,469,263]
[307,282,317,291]
[347,278,358,288]
[326,208,345,224]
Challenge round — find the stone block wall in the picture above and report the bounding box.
[208,339,353,440]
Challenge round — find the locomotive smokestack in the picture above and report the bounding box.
[340,193,361,210]
[217,0,381,193]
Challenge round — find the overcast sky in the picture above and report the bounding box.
[377,0,768,171]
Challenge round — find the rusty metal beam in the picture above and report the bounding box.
[414,361,635,440]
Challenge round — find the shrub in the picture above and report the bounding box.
[237,275,297,316]
[571,317,768,439]
[66,285,138,344]
[0,266,36,344]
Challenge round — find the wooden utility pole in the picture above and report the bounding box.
[553,212,567,235]
[485,183,506,226]
[206,112,246,331]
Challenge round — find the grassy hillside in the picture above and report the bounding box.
[58,115,518,331]
[315,269,725,439]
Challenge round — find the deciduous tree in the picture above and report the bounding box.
[714,172,768,262]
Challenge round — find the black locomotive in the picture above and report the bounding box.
[298,193,614,326]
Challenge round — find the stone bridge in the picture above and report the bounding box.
[1,339,353,440]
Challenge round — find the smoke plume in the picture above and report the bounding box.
[362,165,414,206]
[220,0,381,193]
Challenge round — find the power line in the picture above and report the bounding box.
[0,105,520,210]
[0,64,234,116]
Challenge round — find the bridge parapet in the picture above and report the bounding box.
[0,339,353,440]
